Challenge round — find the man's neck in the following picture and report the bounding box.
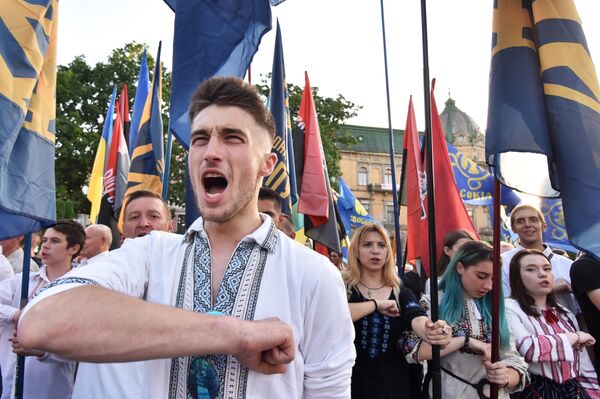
[204,211,263,246]
[520,241,544,252]
[45,261,72,281]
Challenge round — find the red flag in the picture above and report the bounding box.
[119,83,131,147]
[297,72,329,227]
[404,97,427,265]
[417,81,479,275]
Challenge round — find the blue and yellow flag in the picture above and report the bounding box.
[88,87,117,223]
[119,46,164,229]
[447,141,521,206]
[129,49,149,157]
[487,0,600,260]
[336,177,375,237]
[0,0,59,239]
[540,198,576,253]
[264,21,295,216]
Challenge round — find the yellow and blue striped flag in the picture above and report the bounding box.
[88,87,116,223]
[0,0,59,239]
[264,21,296,216]
[119,47,164,230]
[487,0,600,260]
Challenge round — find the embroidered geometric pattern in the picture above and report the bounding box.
[32,277,99,298]
[169,239,196,399]
[358,299,391,360]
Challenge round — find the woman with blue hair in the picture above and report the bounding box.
[402,240,528,398]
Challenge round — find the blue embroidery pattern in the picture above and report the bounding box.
[32,277,98,298]
[359,299,391,360]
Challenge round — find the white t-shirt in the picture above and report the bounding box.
[0,254,13,282]
[26,217,356,399]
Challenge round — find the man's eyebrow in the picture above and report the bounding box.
[190,128,209,138]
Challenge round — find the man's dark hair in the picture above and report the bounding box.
[509,249,566,317]
[258,187,282,212]
[188,76,276,139]
[51,220,85,258]
[123,189,171,219]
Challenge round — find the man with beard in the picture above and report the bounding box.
[18,77,357,398]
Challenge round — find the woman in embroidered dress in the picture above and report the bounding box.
[506,249,600,398]
[343,224,451,399]
[403,240,528,398]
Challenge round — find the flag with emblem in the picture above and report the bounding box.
[0,0,59,239]
[263,21,295,216]
[487,0,600,260]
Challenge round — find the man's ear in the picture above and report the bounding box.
[68,244,81,258]
[168,219,177,233]
[259,152,277,177]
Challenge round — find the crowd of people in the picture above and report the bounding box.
[0,77,599,398]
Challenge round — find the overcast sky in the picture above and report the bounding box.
[58,0,600,133]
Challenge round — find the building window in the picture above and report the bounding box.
[385,203,396,223]
[384,169,392,185]
[358,167,368,185]
[359,199,370,215]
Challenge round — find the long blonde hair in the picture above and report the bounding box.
[342,223,401,288]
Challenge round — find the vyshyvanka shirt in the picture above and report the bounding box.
[25,216,356,399]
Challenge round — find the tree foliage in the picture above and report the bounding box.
[55,42,185,217]
[56,43,360,218]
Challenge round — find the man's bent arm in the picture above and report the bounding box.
[18,285,294,370]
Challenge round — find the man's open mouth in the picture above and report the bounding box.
[203,173,228,197]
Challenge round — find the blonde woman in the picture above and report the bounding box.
[343,224,450,399]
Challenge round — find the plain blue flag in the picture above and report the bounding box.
[486,0,600,260]
[168,0,272,148]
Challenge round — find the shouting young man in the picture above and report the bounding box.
[18,77,356,398]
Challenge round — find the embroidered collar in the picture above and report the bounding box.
[184,216,278,254]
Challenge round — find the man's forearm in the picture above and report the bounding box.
[18,285,248,362]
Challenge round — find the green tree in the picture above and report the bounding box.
[255,78,360,180]
[56,42,185,217]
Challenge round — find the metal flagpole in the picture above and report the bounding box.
[14,233,32,399]
[378,0,404,276]
[162,126,173,200]
[419,0,441,397]
[490,175,502,399]
[396,145,408,272]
